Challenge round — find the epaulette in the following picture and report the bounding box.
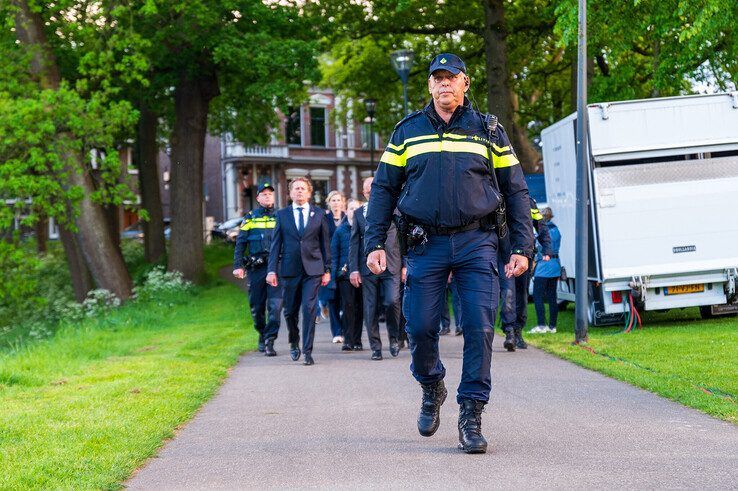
[394,109,423,130]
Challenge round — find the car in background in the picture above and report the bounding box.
[121,219,171,241]
[211,217,243,244]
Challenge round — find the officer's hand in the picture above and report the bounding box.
[367,250,386,275]
[447,272,453,284]
[350,271,362,288]
[543,255,551,262]
[505,254,529,278]
[233,268,245,279]
[401,267,407,283]
[321,272,331,287]
[266,272,278,287]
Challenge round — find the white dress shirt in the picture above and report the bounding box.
[292,202,309,231]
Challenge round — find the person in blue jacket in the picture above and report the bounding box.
[364,53,534,454]
[530,207,562,334]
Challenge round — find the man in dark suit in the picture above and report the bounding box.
[349,177,402,361]
[267,177,331,366]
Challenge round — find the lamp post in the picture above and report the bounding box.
[390,49,414,116]
[574,0,589,344]
[364,98,377,170]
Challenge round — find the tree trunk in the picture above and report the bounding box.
[58,224,94,302]
[483,0,514,131]
[35,215,48,254]
[167,71,218,283]
[13,0,133,300]
[136,105,166,263]
[483,0,540,173]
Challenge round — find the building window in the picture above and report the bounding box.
[310,107,326,147]
[285,107,301,145]
[360,123,378,150]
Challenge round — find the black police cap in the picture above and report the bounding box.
[428,53,467,75]
[257,182,275,194]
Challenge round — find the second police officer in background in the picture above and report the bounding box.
[233,183,283,357]
[364,53,534,454]
[498,197,552,351]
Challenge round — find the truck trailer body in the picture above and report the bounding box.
[541,92,738,325]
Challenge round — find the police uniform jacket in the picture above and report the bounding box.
[365,99,534,257]
[233,206,276,269]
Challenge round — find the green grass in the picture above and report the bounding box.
[0,244,252,490]
[522,303,738,424]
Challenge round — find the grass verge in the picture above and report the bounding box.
[523,304,738,424]
[0,244,251,489]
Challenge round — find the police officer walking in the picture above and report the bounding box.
[364,53,534,453]
[233,183,283,356]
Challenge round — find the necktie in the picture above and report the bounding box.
[297,207,305,235]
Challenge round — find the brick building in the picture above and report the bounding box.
[158,88,381,225]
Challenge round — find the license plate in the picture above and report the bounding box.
[665,284,704,295]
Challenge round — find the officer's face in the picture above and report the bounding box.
[256,189,274,208]
[290,181,310,205]
[428,69,468,112]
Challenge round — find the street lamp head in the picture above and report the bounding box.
[390,49,415,84]
[364,98,377,119]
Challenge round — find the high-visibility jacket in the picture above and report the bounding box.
[365,99,534,258]
[233,206,276,268]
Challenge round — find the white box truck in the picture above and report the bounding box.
[541,92,738,325]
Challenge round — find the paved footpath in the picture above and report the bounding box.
[127,274,738,489]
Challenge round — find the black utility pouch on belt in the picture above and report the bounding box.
[393,214,409,256]
[482,114,508,239]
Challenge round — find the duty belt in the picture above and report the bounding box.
[424,220,485,236]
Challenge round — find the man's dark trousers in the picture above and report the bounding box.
[337,278,363,346]
[282,268,322,354]
[514,270,530,331]
[246,263,283,341]
[362,272,401,351]
[404,228,499,403]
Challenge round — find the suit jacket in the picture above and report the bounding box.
[349,204,401,277]
[268,204,331,277]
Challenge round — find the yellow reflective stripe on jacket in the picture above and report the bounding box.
[380,133,519,168]
[531,208,543,220]
[240,217,276,231]
[405,140,489,160]
[386,133,439,152]
[380,149,407,167]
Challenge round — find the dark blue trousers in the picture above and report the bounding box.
[404,228,499,404]
[246,264,283,341]
[282,273,322,354]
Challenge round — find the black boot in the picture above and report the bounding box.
[264,339,277,357]
[503,332,516,352]
[458,399,487,454]
[257,334,265,353]
[417,380,447,437]
[514,328,528,349]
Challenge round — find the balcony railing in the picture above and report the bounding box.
[224,142,289,159]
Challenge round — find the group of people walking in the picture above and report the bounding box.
[233,52,563,454]
[233,176,405,366]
